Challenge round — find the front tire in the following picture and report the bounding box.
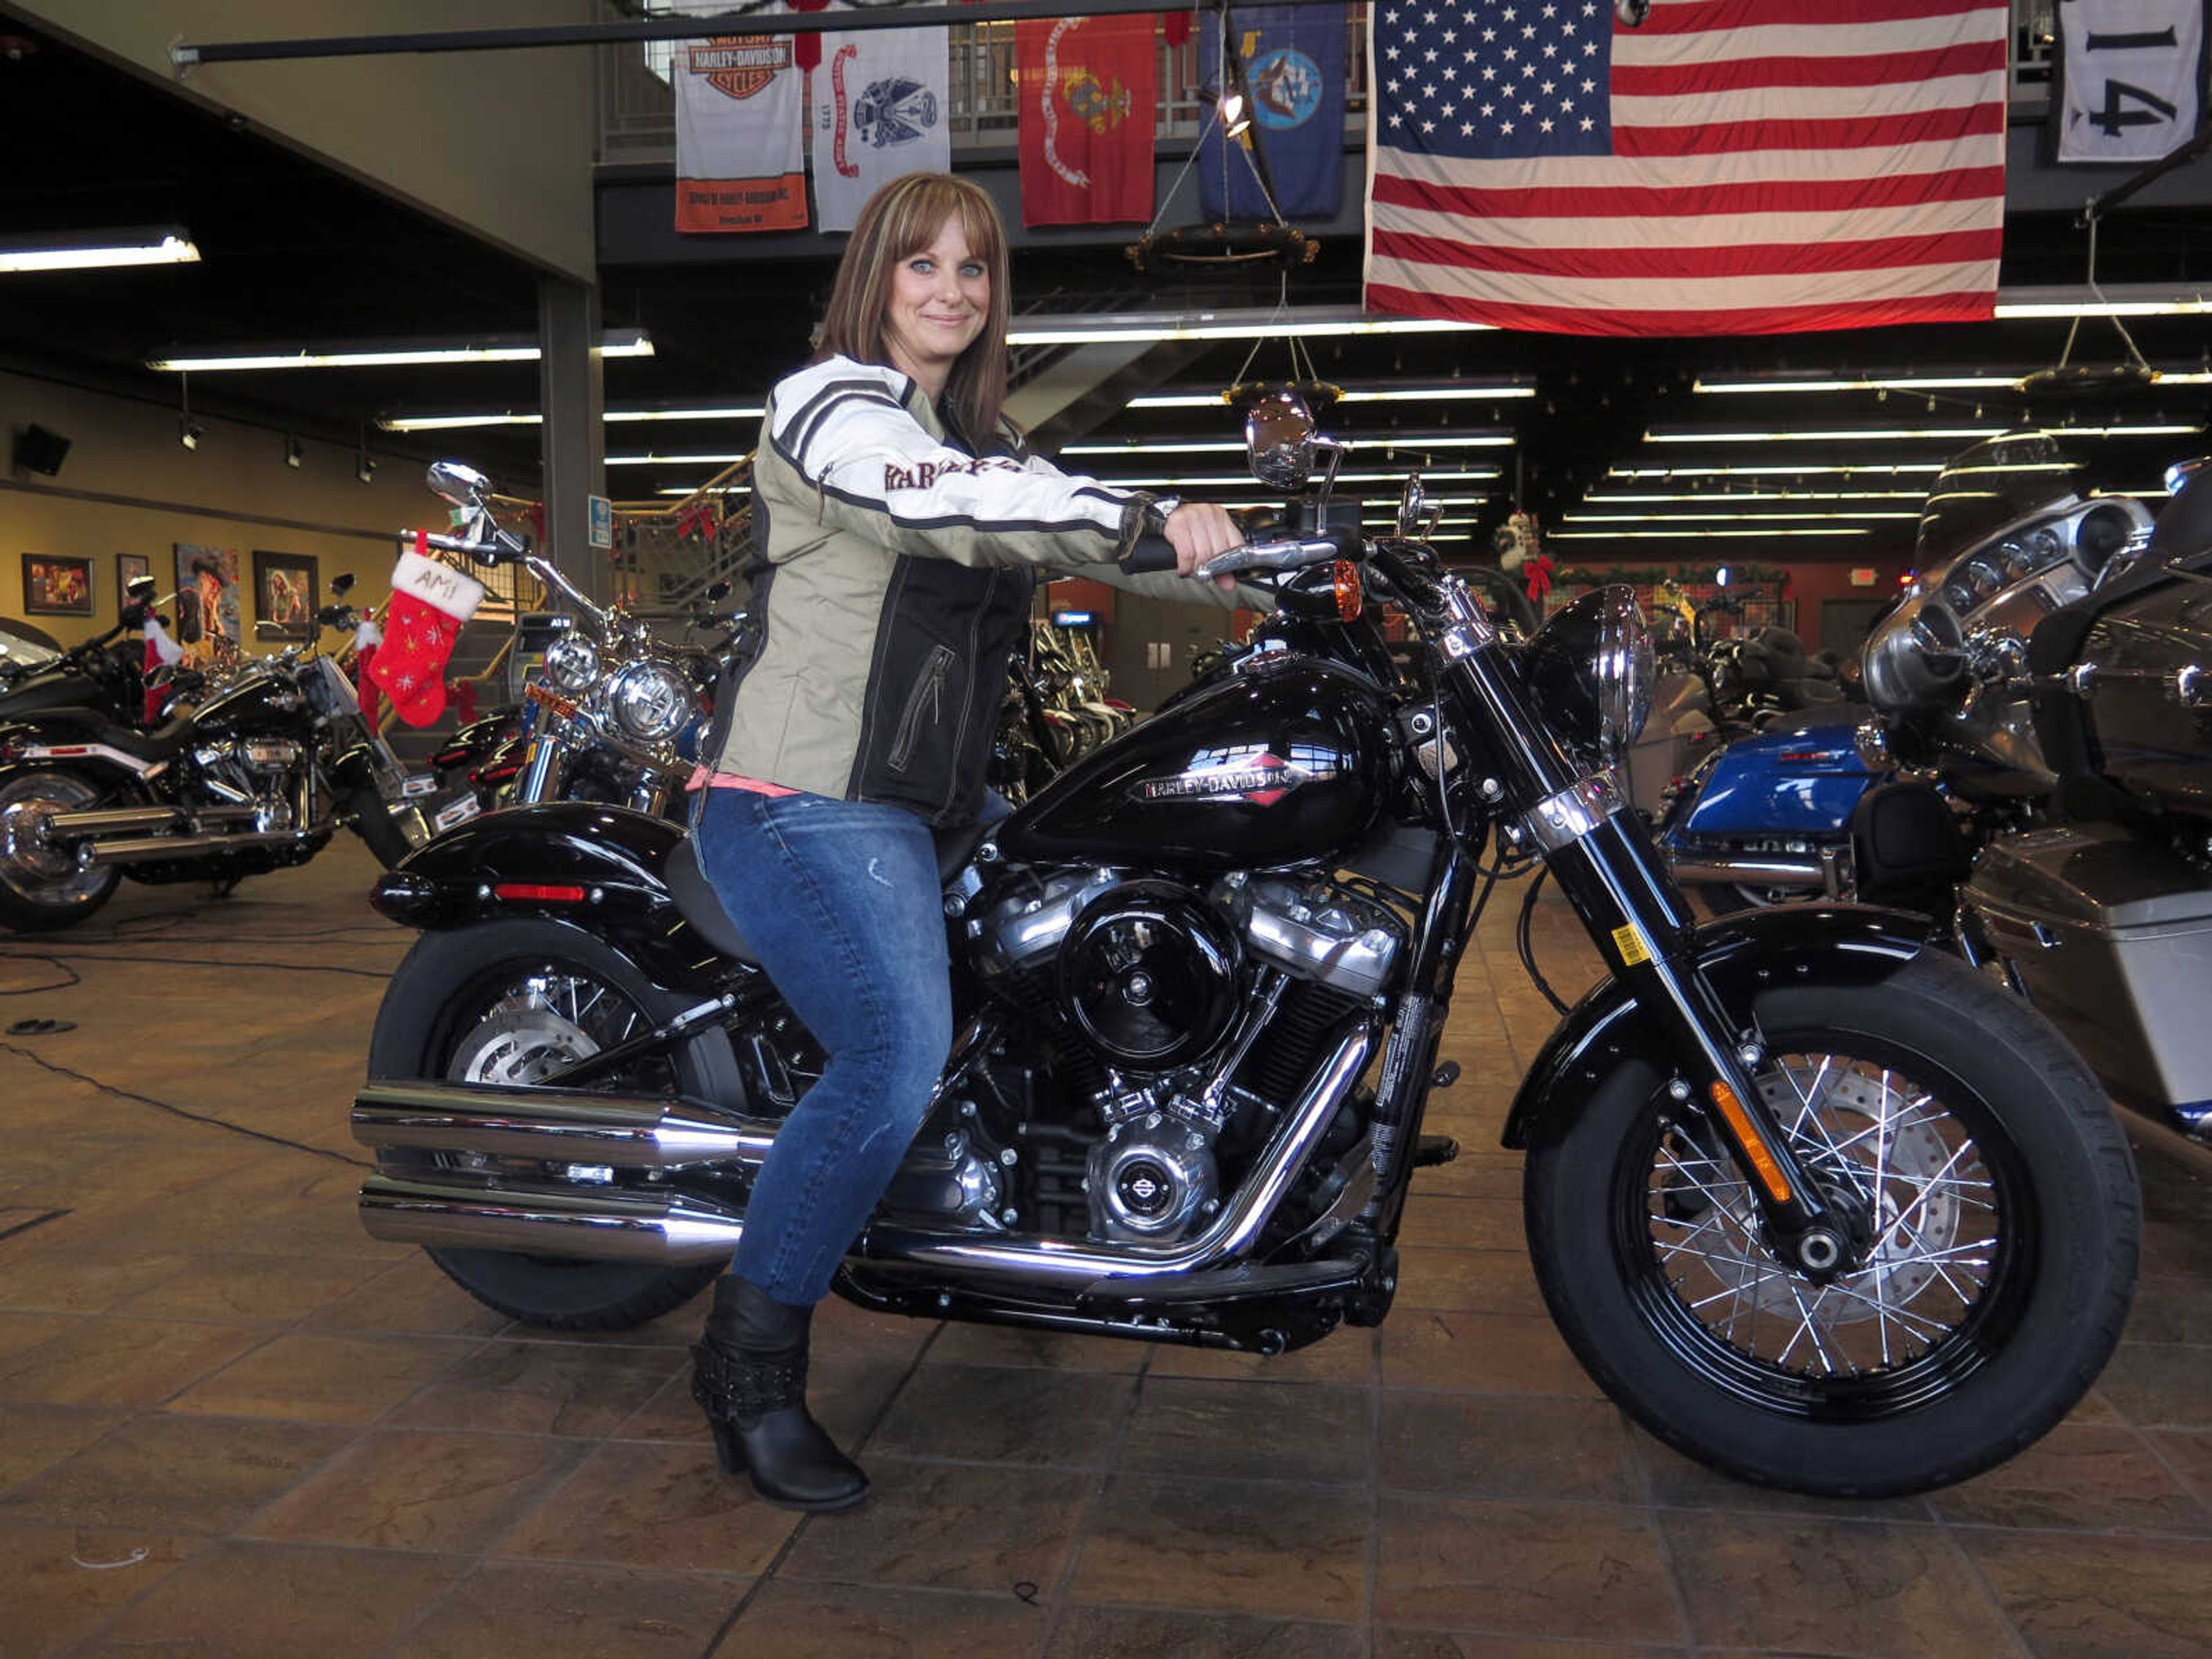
[0,770,121,931]
[369,918,741,1330]
[1524,951,2138,1497]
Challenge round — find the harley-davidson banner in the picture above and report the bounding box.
[1016,16,1157,226]
[675,34,808,233]
[812,25,951,233]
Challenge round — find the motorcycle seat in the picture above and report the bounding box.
[104,716,196,761]
[664,836,758,965]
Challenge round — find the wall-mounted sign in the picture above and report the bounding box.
[1052,609,1096,627]
[1849,568,1877,587]
[588,494,614,551]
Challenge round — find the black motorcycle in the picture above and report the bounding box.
[0,574,421,930]
[0,574,172,729]
[351,413,2137,1498]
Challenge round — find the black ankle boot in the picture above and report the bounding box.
[691,1277,868,1512]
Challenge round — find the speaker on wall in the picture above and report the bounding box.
[12,424,71,476]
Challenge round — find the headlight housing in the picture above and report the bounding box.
[607,659,695,744]
[543,634,603,695]
[1521,586,1654,771]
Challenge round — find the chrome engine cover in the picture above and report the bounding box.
[1086,1110,1219,1242]
[1218,873,1406,998]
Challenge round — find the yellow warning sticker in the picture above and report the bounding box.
[1611,923,1651,967]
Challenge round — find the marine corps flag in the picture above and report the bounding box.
[812,24,952,232]
[675,32,808,233]
[1200,5,1347,220]
[1017,16,1156,225]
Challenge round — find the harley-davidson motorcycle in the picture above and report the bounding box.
[353,411,2137,1498]
[0,574,421,931]
[0,574,171,729]
[1661,432,2162,916]
[1944,448,2212,1150]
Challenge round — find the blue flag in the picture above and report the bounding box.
[1199,5,1347,221]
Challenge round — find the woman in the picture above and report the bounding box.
[688,171,1244,1512]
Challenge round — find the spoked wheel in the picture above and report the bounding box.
[1525,952,2138,1497]
[369,919,740,1329]
[0,771,120,931]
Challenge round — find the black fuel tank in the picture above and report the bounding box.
[996,658,1389,874]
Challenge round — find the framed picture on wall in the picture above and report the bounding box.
[252,550,320,641]
[116,552,151,619]
[173,543,239,645]
[21,554,94,616]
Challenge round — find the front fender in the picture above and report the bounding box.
[1499,904,1933,1150]
[369,800,731,990]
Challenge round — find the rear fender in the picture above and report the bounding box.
[1500,904,1933,1150]
[0,715,162,784]
[369,800,733,991]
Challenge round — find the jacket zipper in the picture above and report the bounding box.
[887,643,956,775]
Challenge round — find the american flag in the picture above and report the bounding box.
[1363,0,2011,335]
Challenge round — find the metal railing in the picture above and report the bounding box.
[601,1,2056,165]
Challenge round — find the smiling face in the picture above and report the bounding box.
[881,214,990,401]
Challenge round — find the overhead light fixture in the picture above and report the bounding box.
[355,427,376,484]
[1548,527,1871,539]
[1562,509,1918,524]
[607,452,749,467]
[1127,383,1535,409]
[149,327,653,373]
[0,227,199,274]
[1062,432,1513,456]
[379,402,766,432]
[1006,306,1494,347]
[656,484,755,497]
[177,373,200,451]
[1585,488,1925,503]
[283,434,303,469]
[1994,286,2212,319]
[1646,426,2006,445]
[1610,463,1946,479]
[1078,468,1501,487]
[1695,369,2212,395]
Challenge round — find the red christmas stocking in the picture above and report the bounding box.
[365,538,486,726]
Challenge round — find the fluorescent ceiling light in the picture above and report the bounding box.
[656,486,753,496]
[608,452,748,466]
[1563,510,1918,524]
[1007,306,1494,346]
[151,328,653,372]
[0,228,199,273]
[381,403,766,432]
[1062,433,1513,456]
[1086,469,1499,487]
[1586,489,1925,503]
[1696,369,2212,394]
[1610,463,1946,479]
[1995,286,2212,319]
[1126,384,1534,409]
[1550,527,1870,539]
[1646,426,2005,444]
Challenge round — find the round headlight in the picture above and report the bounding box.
[607,659,694,744]
[1521,586,1654,771]
[543,634,602,694]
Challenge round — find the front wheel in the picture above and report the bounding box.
[0,769,120,931]
[369,918,741,1329]
[1524,951,2138,1497]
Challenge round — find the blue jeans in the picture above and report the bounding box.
[692,789,953,1306]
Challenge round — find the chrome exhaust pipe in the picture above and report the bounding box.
[43,804,189,837]
[361,1170,745,1261]
[84,827,312,866]
[351,1078,776,1168]
[356,1024,1377,1288]
[1667,854,1826,890]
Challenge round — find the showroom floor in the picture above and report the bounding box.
[1,840,2209,1658]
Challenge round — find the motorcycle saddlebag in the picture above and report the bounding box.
[1961,823,2212,1131]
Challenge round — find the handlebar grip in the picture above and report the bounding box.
[1119,533,1180,575]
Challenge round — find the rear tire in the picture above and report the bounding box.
[1524,951,2138,1497]
[369,918,740,1329]
[0,770,120,932]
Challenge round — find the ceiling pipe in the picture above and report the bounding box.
[171,0,1332,69]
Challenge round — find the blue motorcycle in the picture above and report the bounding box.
[1657,430,2164,918]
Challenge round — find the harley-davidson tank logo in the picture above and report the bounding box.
[1134,751,1336,806]
[692,36,790,100]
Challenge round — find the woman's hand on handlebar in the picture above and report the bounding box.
[1164,503,1243,589]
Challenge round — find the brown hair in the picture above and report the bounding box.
[815,172,1012,444]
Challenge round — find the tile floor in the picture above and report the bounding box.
[1,840,2209,1657]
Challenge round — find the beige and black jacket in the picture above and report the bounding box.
[709,355,1237,826]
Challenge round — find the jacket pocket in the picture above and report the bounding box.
[885,643,957,776]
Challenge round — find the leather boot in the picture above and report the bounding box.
[691,1277,868,1512]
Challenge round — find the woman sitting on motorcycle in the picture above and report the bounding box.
[686,170,1243,1511]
